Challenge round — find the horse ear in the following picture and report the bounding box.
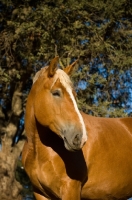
[48,56,59,77]
[64,60,78,75]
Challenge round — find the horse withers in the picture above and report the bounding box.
[22,57,132,200]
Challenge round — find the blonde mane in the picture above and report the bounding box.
[33,66,48,84]
[33,66,73,90]
[50,69,73,89]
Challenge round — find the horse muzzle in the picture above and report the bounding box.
[62,128,87,151]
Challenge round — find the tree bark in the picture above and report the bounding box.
[0,82,25,200]
[0,145,23,200]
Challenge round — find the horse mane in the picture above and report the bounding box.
[33,66,48,84]
[50,69,73,89]
[33,66,73,90]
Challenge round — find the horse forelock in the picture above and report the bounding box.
[33,66,72,88]
[50,69,73,90]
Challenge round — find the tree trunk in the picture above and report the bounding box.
[0,82,25,200]
[0,144,23,200]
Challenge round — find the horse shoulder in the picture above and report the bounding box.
[81,115,132,199]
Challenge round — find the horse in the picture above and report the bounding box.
[22,56,132,200]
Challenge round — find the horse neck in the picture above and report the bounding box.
[25,88,41,149]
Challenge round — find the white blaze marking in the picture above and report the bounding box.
[51,69,88,146]
[66,87,87,146]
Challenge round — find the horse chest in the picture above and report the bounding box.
[34,150,66,197]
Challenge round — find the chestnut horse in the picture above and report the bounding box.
[22,57,132,200]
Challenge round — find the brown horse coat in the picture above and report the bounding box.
[22,57,132,200]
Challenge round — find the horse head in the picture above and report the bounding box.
[33,57,87,151]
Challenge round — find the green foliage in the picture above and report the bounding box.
[0,0,132,116]
[1,0,132,117]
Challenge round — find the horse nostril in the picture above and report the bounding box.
[73,134,81,146]
[63,129,66,135]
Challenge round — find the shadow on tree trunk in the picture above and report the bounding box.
[16,158,35,200]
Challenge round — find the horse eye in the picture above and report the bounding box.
[52,90,61,97]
